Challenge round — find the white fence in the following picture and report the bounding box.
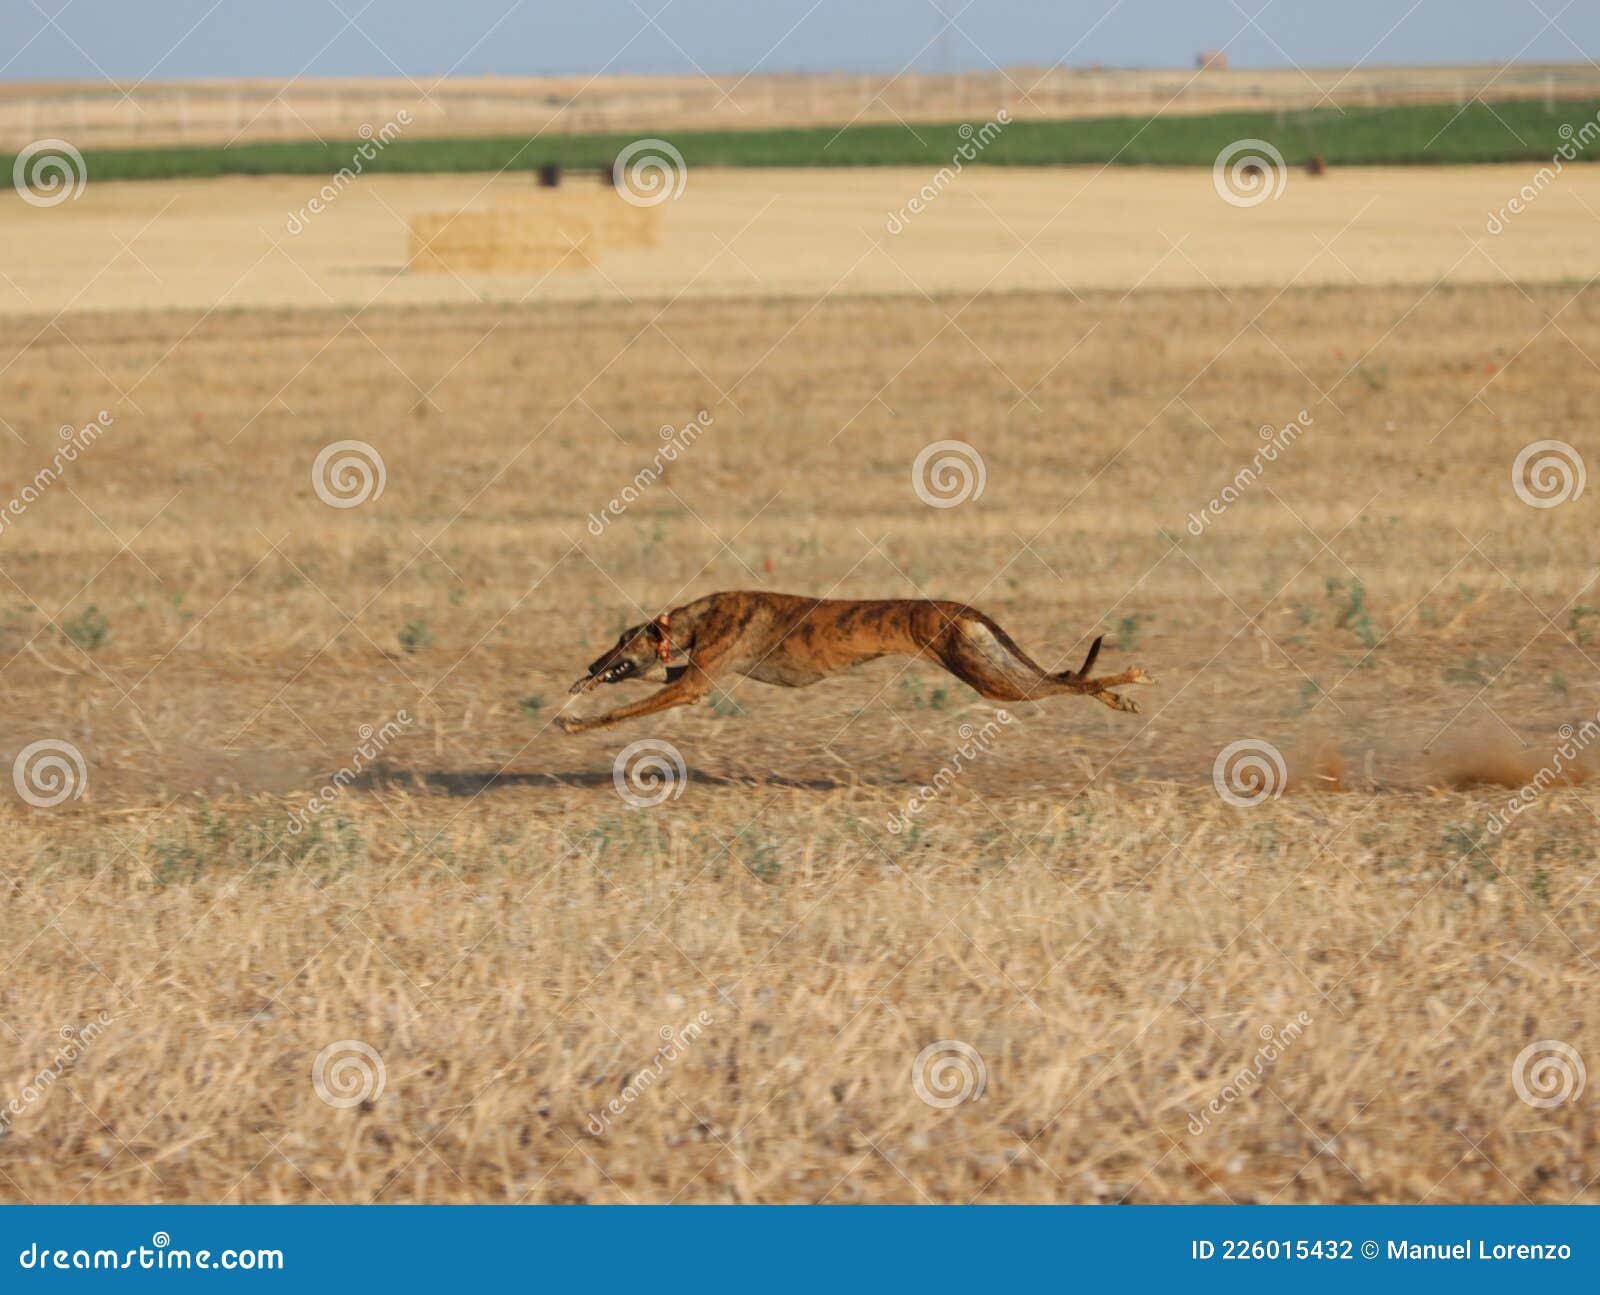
[3,65,1598,150]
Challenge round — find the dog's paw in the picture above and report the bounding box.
[1129,667,1156,685]
[1094,690,1141,714]
[556,715,587,736]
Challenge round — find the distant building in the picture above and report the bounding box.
[1196,49,1229,71]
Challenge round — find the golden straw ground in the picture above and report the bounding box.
[0,280,1597,1201]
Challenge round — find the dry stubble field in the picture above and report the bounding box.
[7,164,1600,316]
[1,274,1598,1203]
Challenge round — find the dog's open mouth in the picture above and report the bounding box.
[570,659,636,694]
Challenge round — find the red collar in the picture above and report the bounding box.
[654,613,673,663]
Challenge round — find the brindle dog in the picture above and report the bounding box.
[560,591,1154,734]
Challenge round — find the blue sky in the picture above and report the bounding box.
[4,1,1598,81]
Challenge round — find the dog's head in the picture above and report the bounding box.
[569,619,668,695]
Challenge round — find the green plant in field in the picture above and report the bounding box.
[33,101,1600,188]
[279,813,365,878]
[399,618,433,653]
[1549,672,1568,698]
[734,826,781,882]
[710,690,745,719]
[574,822,615,862]
[1444,653,1494,687]
[142,807,364,885]
[518,694,544,717]
[638,520,667,561]
[150,838,205,887]
[1253,820,1287,857]
[898,675,951,709]
[1568,606,1598,647]
[1352,358,1390,392]
[62,605,110,651]
[1445,822,1494,861]
[1115,614,1146,650]
[1291,679,1323,715]
[1325,578,1377,648]
[0,606,29,652]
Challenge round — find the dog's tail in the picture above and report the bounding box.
[1049,634,1101,683]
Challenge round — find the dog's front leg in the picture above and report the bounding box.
[557,676,711,735]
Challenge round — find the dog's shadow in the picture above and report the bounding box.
[352,766,862,796]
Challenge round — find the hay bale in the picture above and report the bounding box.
[407,187,665,275]
[407,208,596,274]
[495,189,664,249]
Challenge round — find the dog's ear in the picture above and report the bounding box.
[650,614,687,661]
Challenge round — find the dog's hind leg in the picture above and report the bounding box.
[930,632,1033,702]
[932,618,1154,712]
[929,618,1068,702]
